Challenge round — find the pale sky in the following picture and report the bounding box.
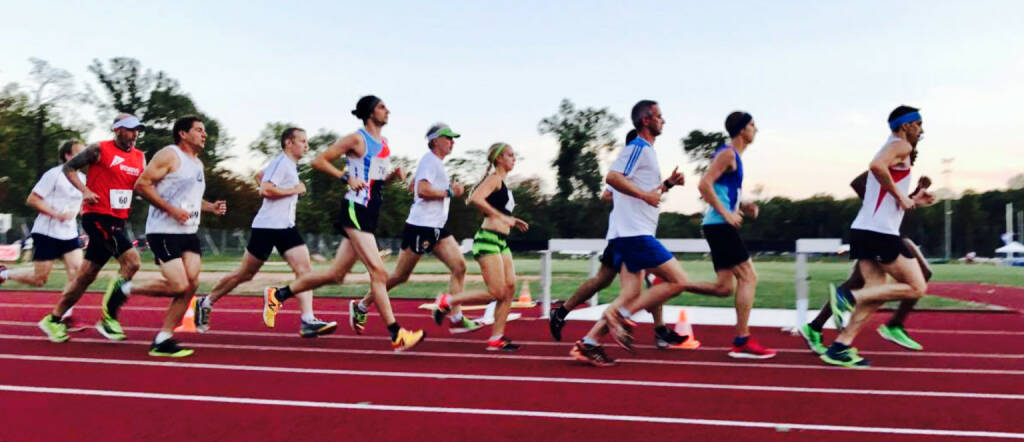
[2,1,1021,214]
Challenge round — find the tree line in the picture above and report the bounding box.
[1,58,1021,256]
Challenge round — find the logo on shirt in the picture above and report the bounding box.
[110,156,125,168]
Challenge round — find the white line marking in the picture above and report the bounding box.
[0,353,1019,400]
[1,333,1020,376]
[0,384,1020,438]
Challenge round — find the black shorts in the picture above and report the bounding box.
[31,233,81,261]
[702,223,751,271]
[246,227,306,261]
[335,200,381,237]
[400,223,452,255]
[81,213,134,265]
[849,229,913,264]
[599,243,617,268]
[147,233,202,264]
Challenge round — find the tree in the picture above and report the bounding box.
[538,99,622,200]
[1009,173,1024,190]
[681,129,728,174]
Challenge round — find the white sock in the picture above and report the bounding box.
[450,312,464,323]
[61,307,74,320]
[357,299,369,312]
[154,331,173,344]
[301,312,316,322]
[582,337,599,346]
[201,296,213,308]
[0,269,8,280]
[488,334,502,342]
[120,281,132,296]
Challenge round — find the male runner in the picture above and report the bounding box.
[37,114,146,343]
[127,116,226,357]
[822,105,936,368]
[265,95,425,351]
[350,123,482,334]
[570,100,686,367]
[195,127,337,337]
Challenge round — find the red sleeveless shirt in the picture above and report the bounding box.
[82,140,146,219]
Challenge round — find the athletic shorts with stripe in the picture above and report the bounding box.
[147,233,202,265]
[81,213,134,265]
[472,229,511,259]
[335,200,381,237]
[401,223,452,255]
[246,227,306,261]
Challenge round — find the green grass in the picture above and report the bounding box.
[3,253,1020,310]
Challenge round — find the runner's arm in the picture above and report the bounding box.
[850,171,868,200]
[62,143,100,194]
[311,133,361,179]
[468,174,509,219]
[416,179,448,200]
[134,148,180,215]
[25,192,62,219]
[202,199,227,215]
[698,150,738,220]
[869,140,915,209]
[260,180,305,199]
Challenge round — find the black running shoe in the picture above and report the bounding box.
[300,317,338,338]
[486,337,520,352]
[570,341,616,367]
[549,308,567,341]
[655,327,687,349]
[148,339,195,358]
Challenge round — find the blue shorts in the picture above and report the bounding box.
[609,236,674,273]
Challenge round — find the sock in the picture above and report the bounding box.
[582,336,599,346]
[201,296,213,308]
[488,334,503,343]
[120,281,132,296]
[356,299,369,312]
[387,322,401,341]
[733,336,750,347]
[49,313,62,322]
[554,305,569,319]
[61,307,74,320]
[276,286,294,302]
[301,312,316,323]
[617,307,632,320]
[154,331,173,344]
[808,322,823,333]
[450,312,464,323]
[839,287,856,306]
[0,269,8,280]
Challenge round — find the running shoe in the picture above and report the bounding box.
[449,316,485,334]
[606,310,636,353]
[95,317,126,341]
[263,286,283,328]
[432,293,451,325]
[798,324,827,355]
[391,328,425,352]
[829,284,855,331]
[349,300,367,334]
[38,314,69,343]
[101,277,129,321]
[60,314,88,333]
[148,339,195,358]
[300,317,338,338]
[820,346,870,368]
[549,307,567,341]
[728,337,777,359]
[570,341,616,367]
[877,324,923,351]
[486,337,520,352]
[654,327,687,349]
[0,264,7,284]
[194,295,212,333]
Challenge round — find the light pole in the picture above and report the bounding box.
[942,158,954,260]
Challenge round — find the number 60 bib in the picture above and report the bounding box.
[110,189,132,210]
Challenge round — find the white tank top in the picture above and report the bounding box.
[145,145,206,234]
[850,135,912,236]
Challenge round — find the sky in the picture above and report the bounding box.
[1,1,1021,214]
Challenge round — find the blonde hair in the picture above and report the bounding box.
[482,142,511,179]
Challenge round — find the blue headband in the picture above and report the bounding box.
[726,113,752,138]
[888,111,921,131]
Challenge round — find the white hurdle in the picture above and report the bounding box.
[792,238,845,332]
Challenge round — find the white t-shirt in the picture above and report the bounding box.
[405,151,451,228]
[30,165,86,240]
[606,137,662,239]
[145,145,206,235]
[252,153,300,229]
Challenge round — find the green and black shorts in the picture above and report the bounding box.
[472,229,512,259]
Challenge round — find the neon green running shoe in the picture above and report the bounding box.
[821,346,870,368]
[877,324,924,351]
[450,316,485,334]
[798,324,827,355]
[102,277,129,320]
[148,339,195,358]
[349,300,367,334]
[95,317,126,341]
[38,315,69,343]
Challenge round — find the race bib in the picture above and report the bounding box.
[368,157,390,181]
[181,202,201,227]
[110,189,132,210]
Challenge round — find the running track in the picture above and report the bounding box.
[1,290,1021,441]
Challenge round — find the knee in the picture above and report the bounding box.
[368,266,389,284]
[123,260,141,277]
[908,282,927,299]
[28,274,49,287]
[391,271,410,285]
[450,262,467,279]
[505,284,517,300]
[167,279,190,296]
[237,270,257,283]
[331,272,347,285]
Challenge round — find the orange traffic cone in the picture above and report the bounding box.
[672,309,701,349]
[517,281,533,304]
[174,295,198,332]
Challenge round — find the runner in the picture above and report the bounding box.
[569,100,687,367]
[548,130,686,349]
[822,105,936,368]
[676,111,776,359]
[798,173,933,354]
[264,95,425,351]
[432,142,530,351]
[36,114,146,344]
[127,116,226,357]
[351,123,482,335]
[1,141,86,328]
[195,127,337,337]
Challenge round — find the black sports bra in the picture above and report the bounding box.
[485,181,514,215]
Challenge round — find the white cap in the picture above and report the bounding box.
[111,115,144,130]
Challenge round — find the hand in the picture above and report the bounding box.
[213,200,227,215]
[912,191,936,207]
[641,190,662,208]
[347,175,367,192]
[451,182,465,198]
[740,202,759,219]
[82,189,100,205]
[512,217,530,232]
[898,194,916,210]
[724,211,743,228]
[294,182,307,195]
[169,206,191,225]
[55,211,75,222]
[666,167,685,187]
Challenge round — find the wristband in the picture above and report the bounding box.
[662,179,674,190]
[446,187,455,198]
[340,171,350,182]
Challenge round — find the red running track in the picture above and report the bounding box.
[0,290,1022,441]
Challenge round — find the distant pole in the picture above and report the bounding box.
[1018,210,1023,243]
[942,158,954,259]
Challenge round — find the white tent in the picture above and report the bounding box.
[995,241,1024,255]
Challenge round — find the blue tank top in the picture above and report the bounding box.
[344,128,391,209]
[702,144,743,226]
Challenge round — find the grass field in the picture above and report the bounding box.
[3,251,1021,310]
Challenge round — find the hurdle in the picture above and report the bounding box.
[792,238,844,332]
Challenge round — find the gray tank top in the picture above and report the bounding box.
[145,145,206,234]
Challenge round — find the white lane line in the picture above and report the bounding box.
[1,320,1020,359]
[0,384,1020,438]
[1,353,1020,400]
[0,303,439,320]
[1,333,1021,376]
